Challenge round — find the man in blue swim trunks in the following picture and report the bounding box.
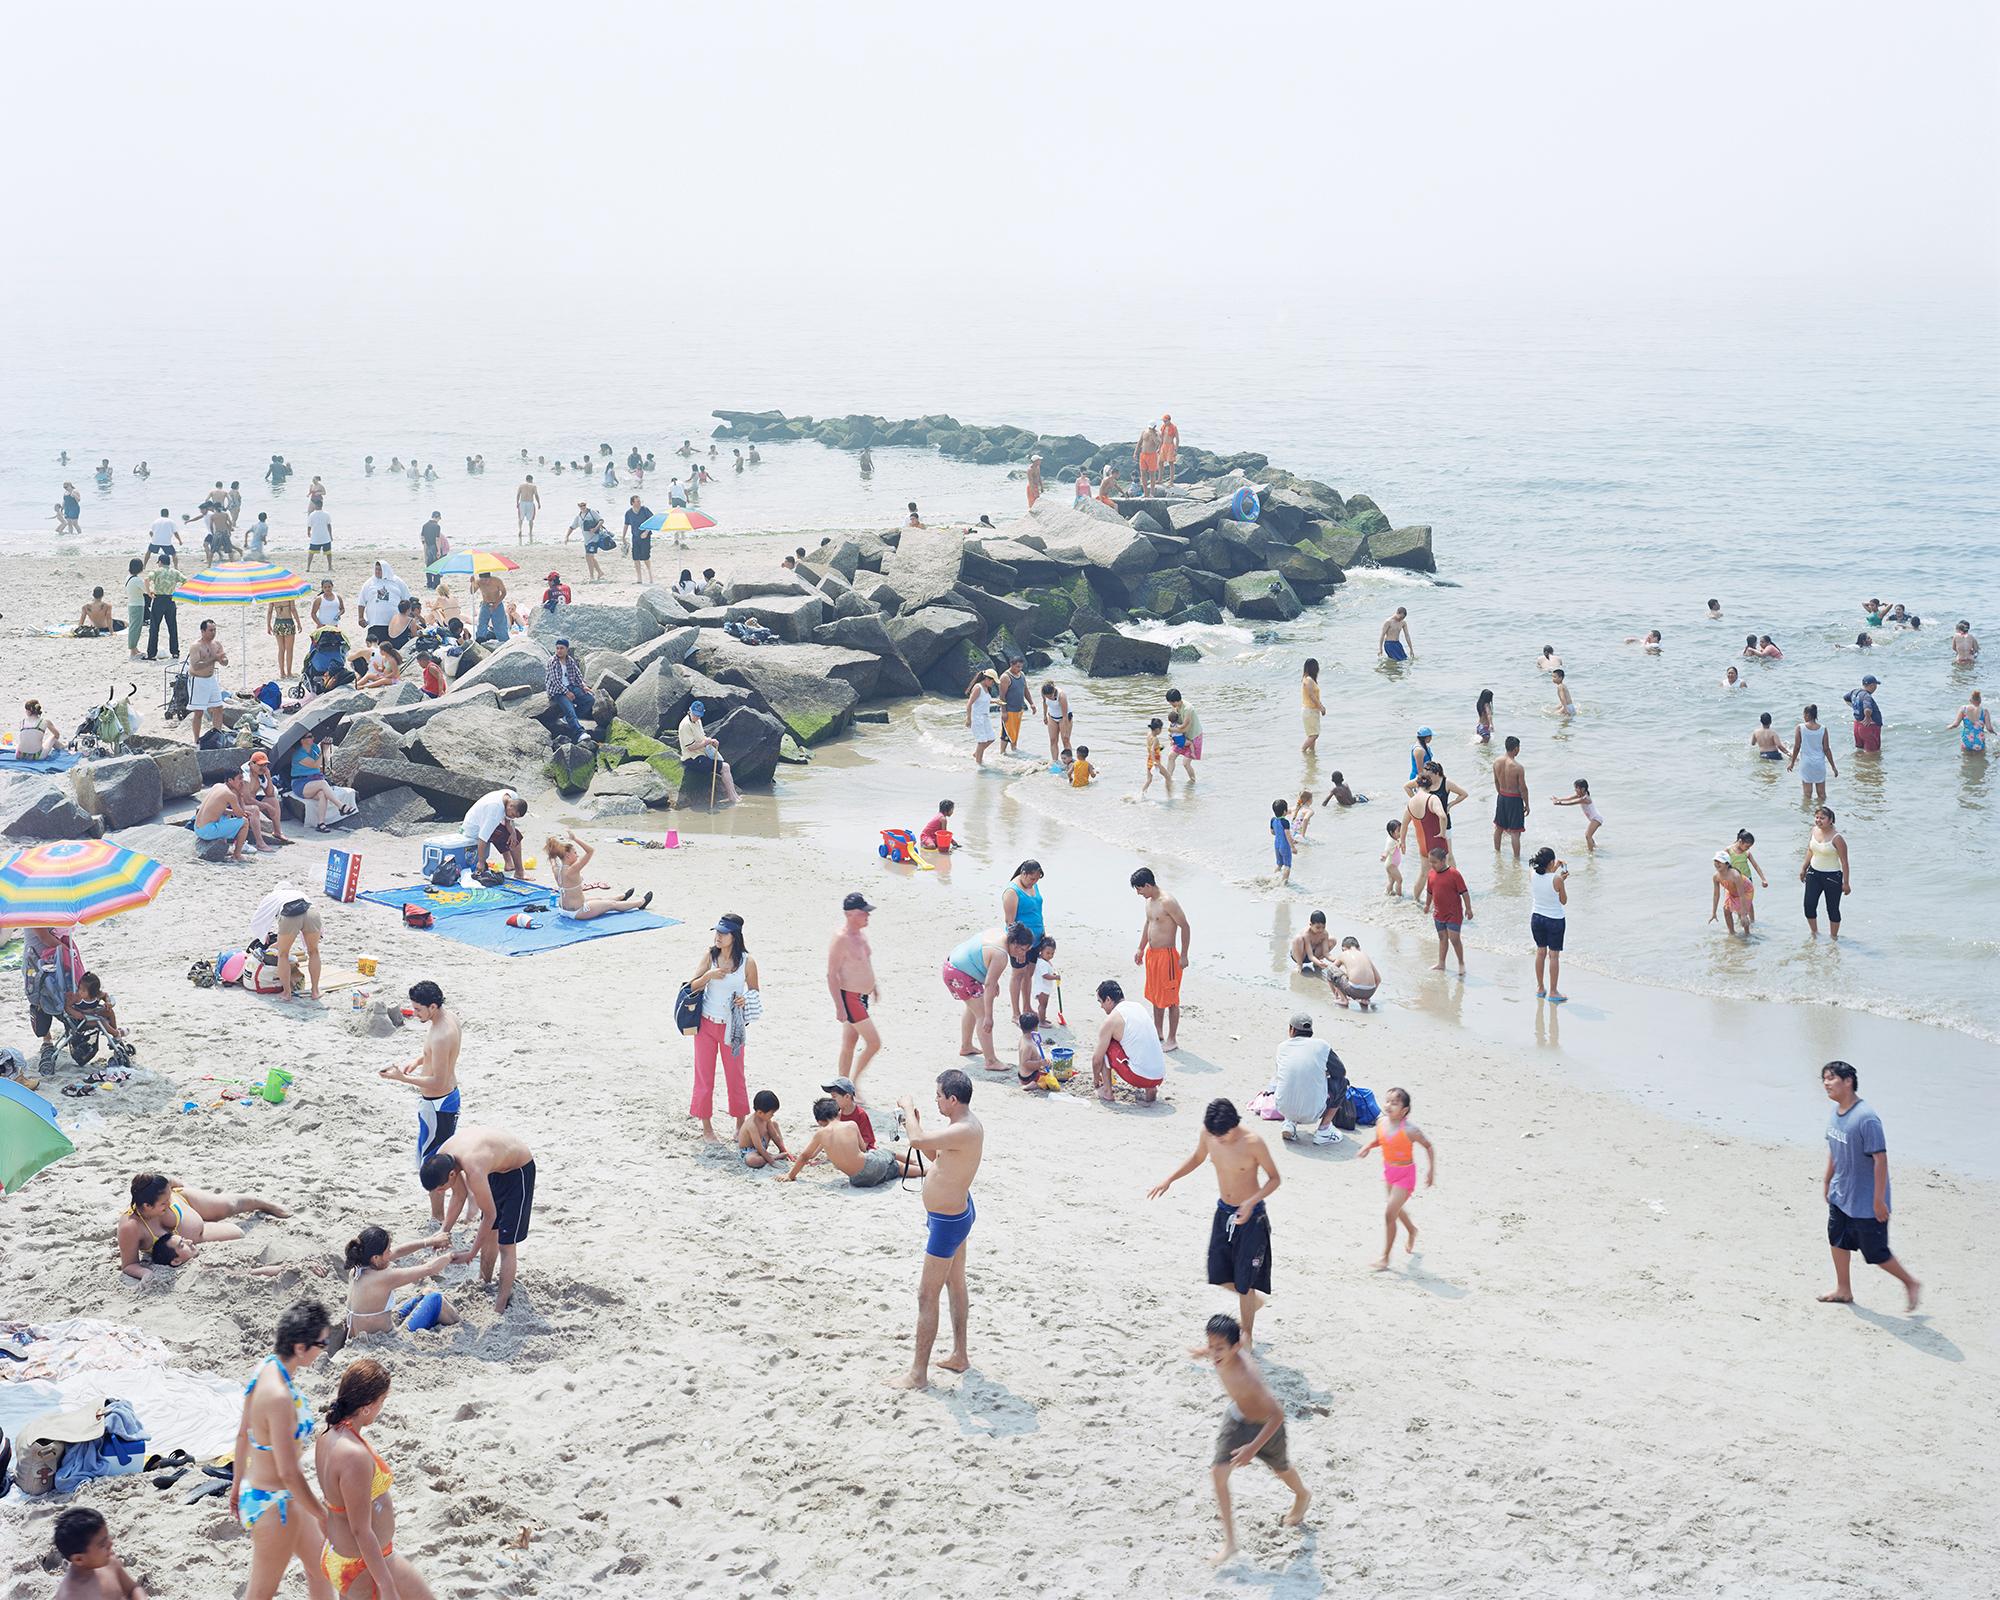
[1379,606,1415,662]
[190,777,253,861]
[888,1069,985,1391]
[380,980,463,1224]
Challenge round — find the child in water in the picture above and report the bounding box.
[1381,820,1404,896]
[1289,790,1315,842]
[1323,771,1368,807]
[1551,667,1575,718]
[1270,799,1294,886]
[1551,778,1603,848]
[1358,1087,1436,1271]
[1142,717,1166,792]
[1710,852,1755,936]
[1069,746,1095,787]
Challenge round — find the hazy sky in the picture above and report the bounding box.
[9,0,1995,327]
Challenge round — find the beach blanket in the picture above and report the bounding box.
[357,879,555,920]
[1,746,83,773]
[425,905,678,956]
[0,1317,241,1462]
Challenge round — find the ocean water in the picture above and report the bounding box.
[3,290,1995,1040]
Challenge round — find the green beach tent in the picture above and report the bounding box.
[0,1076,73,1194]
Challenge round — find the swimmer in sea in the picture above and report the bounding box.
[1537,644,1562,673]
[1474,688,1494,744]
[1707,599,1722,620]
[1751,712,1784,759]
[1551,778,1602,848]
[1551,668,1575,718]
[1624,629,1662,652]
[1378,607,1415,662]
[1721,665,1743,689]
[1322,772,1368,807]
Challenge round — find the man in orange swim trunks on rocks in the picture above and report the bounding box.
[1136,421,1162,494]
[1131,866,1192,1051]
[1159,413,1180,483]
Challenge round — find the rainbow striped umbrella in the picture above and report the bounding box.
[639,509,718,534]
[426,549,520,577]
[178,561,315,606]
[0,839,173,930]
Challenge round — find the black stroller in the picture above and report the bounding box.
[300,629,356,697]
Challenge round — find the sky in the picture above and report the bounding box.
[7,0,1995,330]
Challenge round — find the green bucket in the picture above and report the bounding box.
[260,1068,295,1105]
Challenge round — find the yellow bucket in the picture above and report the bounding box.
[356,956,378,976]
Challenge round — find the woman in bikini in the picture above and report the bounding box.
[343,1225,459,1341]
[544,832,650,919]
[316,1358,437,1598]
[232,1300,337,1600]
[117,1171,289,1280]
[268,595,301,679]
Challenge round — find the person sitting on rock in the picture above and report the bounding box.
[677,700,739,806]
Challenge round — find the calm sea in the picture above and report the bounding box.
[2,291,1995,1039]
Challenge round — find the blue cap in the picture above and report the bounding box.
[1417,726,1433,738]
[689,700,706,716]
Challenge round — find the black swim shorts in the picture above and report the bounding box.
[490,1160,537,1246]
[1827,1202,1890,1265]
[1207,1199,1272,1296]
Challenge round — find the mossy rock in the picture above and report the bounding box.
[778,734,810,764]
[1338,509,1390,539]
[544,743,598,796]
[1134,569,1198,618]
[604,718,686,789]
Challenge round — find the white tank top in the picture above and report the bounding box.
[1529,870,1566,919]
[700,959,747,1022]
[1113,1001,1165,1083]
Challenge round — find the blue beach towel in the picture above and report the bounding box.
[425,906,678,956]
[357,880,555,920]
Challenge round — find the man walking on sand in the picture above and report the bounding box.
[379,979,463,1224]
[421,1123,536,1315]
[1818,1060,1919,1311]
[1379,606,1415,662]
[1131,866,1191,1050]
[1149,1097,1282,1347]
[1200,1312,1311,1568]
[516,474,540,542]
[889,1069,985,1390]
[828,891,882,1085]
[1492,735,1529,859]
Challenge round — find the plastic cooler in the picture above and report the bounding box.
[421,836,477,876]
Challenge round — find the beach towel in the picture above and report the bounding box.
[357,879,555,920]
[424,905,678,956]
[1,743,82,773]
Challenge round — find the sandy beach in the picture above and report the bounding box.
[3,532,1996,1600]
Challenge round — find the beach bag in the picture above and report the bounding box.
[1325,1049,1355,1129]
[428,857,462,888]
[1345,1085,1380,1127]
[401,905,435,930]
[472,866,505,889]
[673,982,701,1036]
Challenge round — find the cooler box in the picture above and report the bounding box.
[324,848,361,902]
[422,837,478,876]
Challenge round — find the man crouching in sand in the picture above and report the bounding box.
[888,1069,984,1390]
[421,1124,536,1315]
[1203,1312,1310,1567]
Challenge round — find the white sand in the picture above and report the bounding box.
[2,540,1996,1598]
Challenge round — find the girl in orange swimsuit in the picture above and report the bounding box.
[315,1358,434,1598]
[1359,1088,1435,1270]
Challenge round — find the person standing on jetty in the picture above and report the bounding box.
[1379,606,1415,662]
[1198,1312,1311,1569]
[1136,420,1162,494]
[1131,866,1191,1050]
[827,891,883,1086]
[515,474,540,542]
[1148,1097,1281,1347]
[888,1069,984,1391]
[1300,659,1324,755]
[1818,1060,1919,1311]
[1493,735,1529,859]
[1159,413,1180,481]
[1025,454,1042,507]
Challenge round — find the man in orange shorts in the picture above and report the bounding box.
[1136,421,1162,494]
[1159,413,1180,483]
[1130,865,1192,1051]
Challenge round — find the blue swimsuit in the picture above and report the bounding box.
[237,1354,314,1527]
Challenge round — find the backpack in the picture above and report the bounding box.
[1345,1085,1380,1127]
[401,905,435,929]
[428,857,462,888]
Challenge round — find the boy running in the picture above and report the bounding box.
[1200,1312,1311,1568]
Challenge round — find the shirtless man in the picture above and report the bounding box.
[1131,866,1191,1050]
[779,1097,900,1188]
[1149,1097,1282,1347]
[1136,421,1162,494]
[1288,910,1336,978]
[1200,1312,1311,1567]
[515,475,540,542]
[1159,413,1180,482]
[191,777,253,860]
[888,1070,985,1390]
[827,891,882,1085]
[421,1124,536,1315]
[1328,937,1381,1009]
[76,587,117,632]
[380,979,463,1223]
[1379,606,1415,662]
[474,569,510,644]
[1952,620,1979,664]
[1024,454,1042,508]
[1492,735,1529,860]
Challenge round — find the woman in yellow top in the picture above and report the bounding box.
[1358,1088,1436,1271]
[117,1171,290,1281]
[315,1358,436,1598]
[1800,805,1851,940]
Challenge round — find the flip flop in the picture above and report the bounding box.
[183,1477,231,1505]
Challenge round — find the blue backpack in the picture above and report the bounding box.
[1345,1085,1381,1126]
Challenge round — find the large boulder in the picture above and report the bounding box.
[811,611,902,660]
[953,585,1041,642]
[959,546,1020,591]
[590,765,673,808]
[1254,484,1334,539]
[1276,545,1347,587]
[1165,497,1234,538]
[613,660,755,739]
[884,606,981,674]
[626,626,699,675]
[921,638,991,697]
[822,539,863,580]
[850,574,905,614]
[1340,494,1391,537]
[267,690,375,763]
[1131,569,1201,619]
[528,602,663,653]
[363,685,503,735]
[1072,632,1172,677]
[1003,504,1156,581]
[1167,600,1227,627]
[723,574,814,604]
[637,586,696,631]
[352,758,491,817]
[583,649,638,688]
[690,641,862,745]
[349,786,437,836]
[1,780,97,841]
[72,756,164,831]
[880,526,967,614]
[1365,525,1436,573]
[1223,571,1304,622]
[408,704,556,781]
[708,705,786,788]
[449,639,550,697]
[963,537,1082,586]
[149,745,203,801]
[725,593,824,643]
[325,717,412,786]
[1310,527,1370,568]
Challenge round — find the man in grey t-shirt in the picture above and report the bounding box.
[1000,657,1030,754]
[1818,1060,1919,1311]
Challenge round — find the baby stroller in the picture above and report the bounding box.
[162,659,192,725]
[25,942,133,1071]
[69,682,139,758]
[301,629,355,697]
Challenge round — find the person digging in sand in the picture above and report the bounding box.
[1149,1098,1281,1347]
[545,832,651,918]
[1201,1311,1311,1568]
[420,1124,537,1315]
[1358,1087,1435,1270]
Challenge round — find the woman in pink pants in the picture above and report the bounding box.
[687,913,758,1140]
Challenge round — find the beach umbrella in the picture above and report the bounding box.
[179,561,315,688]
[638,509,718,534]
[0,1078,73,1195]
[0,840,173,930]
[425,550,520,577]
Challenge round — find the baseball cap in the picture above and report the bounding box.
[554,637,570,648]
[1288,1011,1314,1033]
[842,892,874,912]
[689,700,706,717]
[1416,726,1433,738]
[1861,674,1880,685]
[249,751,269,767]
[822,1076,858,1096]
